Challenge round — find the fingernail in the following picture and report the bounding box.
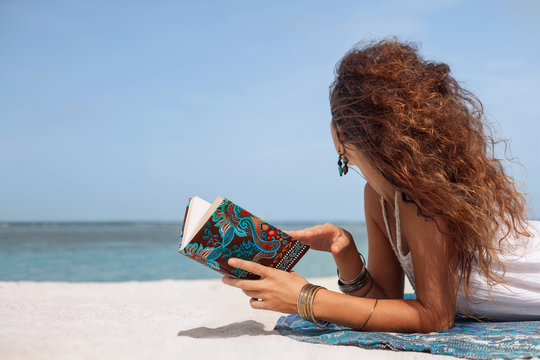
[228,258,236,266]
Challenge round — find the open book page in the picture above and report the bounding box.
[180,196,224,250]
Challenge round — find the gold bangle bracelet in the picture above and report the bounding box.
[297,283,329,328]
[297,283,312,320]
[357,298,378,331]
[307,286,326,327]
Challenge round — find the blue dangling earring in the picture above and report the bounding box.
[337,153,349,176]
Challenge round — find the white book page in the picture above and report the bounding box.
[181,196,211,249]
[180,196,225,250]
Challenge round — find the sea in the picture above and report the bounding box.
[0,222,368,282]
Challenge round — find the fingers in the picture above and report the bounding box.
[221,258,273,297]
[287,224,329,239]
[221,276,264,291]
[223,281,266,310]
[331,243,343,254]
[289,224,341,248]
[295,225,324,237]
[228,258,270,277]
[242,289,261,298]
[284,229,299,237]
[286,227,313,239]
[249,297,266,310]
[287,225,322,237]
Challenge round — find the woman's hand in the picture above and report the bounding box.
[287,223,356,257]
[221,258,308,314]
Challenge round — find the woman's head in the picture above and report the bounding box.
[330,39,530,294]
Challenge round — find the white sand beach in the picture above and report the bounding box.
[0,277,456,360]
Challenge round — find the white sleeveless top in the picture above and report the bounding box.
[380,191,540,321]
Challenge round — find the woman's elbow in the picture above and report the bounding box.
[419,313,455,333]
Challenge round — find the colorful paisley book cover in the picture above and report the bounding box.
[178,196,309,279]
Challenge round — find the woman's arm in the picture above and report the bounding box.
[324,191,456,332]
[223,184,457,333]
[223,245,453,333]
[398,192,457,331]
[286,183,406,300]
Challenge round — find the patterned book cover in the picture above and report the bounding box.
[179,198,309,279]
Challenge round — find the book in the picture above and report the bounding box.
[179,196,309,279]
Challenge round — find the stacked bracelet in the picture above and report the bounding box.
[297,283,328,328]
[338,253,367,285]
[337,252,373,295]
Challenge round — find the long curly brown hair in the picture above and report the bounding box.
[330,39,531,296]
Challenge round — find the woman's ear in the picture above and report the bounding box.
[336,127,347,145]
[331,122,348,149]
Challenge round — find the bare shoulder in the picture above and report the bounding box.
[364,182,382,214]
[397,195,445,237]
[363,183,392,246]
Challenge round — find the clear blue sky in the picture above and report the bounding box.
[1,0,539,222]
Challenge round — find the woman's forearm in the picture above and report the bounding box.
[311,289,454,333]
[332,227,367,281]
[331,232,389,299]
[332,243,363,281]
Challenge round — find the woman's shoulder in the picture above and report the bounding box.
[363,183,387,217]
[363,182,380,204]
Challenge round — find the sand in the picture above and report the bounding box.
[0,277,456,360]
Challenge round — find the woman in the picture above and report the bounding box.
[222,39,540,333]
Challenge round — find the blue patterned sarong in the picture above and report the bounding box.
[275,298,540,360]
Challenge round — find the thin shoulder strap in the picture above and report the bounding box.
[381,192,417,290]
[393,191,404,255]
[380,192,404,256]
[380,195,399,257]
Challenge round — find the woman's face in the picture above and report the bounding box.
[331,126,395,201]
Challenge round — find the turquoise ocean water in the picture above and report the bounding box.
[0,222,367,282]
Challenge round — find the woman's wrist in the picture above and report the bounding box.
[337,252,373,296]
[332,231,363,282]
[297,283,329,327]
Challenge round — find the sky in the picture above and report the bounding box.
[1,0,539,222]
